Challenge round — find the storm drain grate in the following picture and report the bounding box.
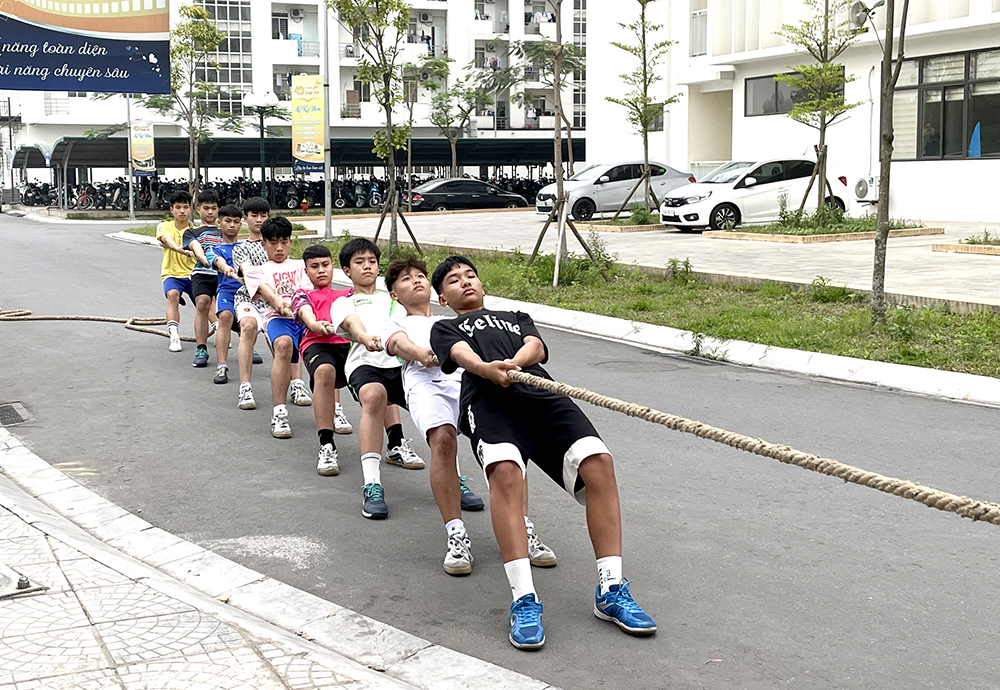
[0,402,35,426]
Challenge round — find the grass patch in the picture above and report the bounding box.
[287,235,1000,378]
[962,230,1000,246]
[589,205,661,227]
[128,224,159,237]
[737,204,917,236]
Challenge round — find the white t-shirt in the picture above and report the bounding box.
[383,313,463,391]
[329,290,402,378]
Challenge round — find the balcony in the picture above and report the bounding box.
[342,104,361,118]
[523,66,541,83]
[299,41,320,57]
[690,9,707,57]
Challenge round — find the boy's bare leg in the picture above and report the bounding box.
[578,453,622,559]
[487,461,530,562]
[194,295,211,345]
[165,290,181,323]
[238,318,257,383]
[291,361,303,381]
[216,310,233,363]
[427,425,461,524]
[358,384,388,455]
[270,336,294,407]
[384,404,401,428]
[313,365,337,431]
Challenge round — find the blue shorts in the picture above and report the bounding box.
[216,286,238,317]
[163,277,193,300]
[265,318,301,363]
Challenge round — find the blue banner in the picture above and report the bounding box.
[0,0,170,94]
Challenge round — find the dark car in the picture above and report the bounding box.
[407,178,528,211]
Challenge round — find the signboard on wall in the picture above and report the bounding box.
[130,121,155,176]
[291,74,325,174]
[0,0,170,93]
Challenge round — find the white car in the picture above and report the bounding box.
[536,161,695,221]
[659,159,848,231]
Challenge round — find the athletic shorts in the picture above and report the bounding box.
[461,394,610,505]
[347,365,407,409]
[162,277,193,300]
[301,342,349,391]
[235,302,264,333]
[406,378,460,441]
[191,273,218,300]
[216,286,238,318]
[265,318,301,363]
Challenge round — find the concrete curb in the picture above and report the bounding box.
[0,428,561,690]
[703,227,944,243]
[108,230,1000,408]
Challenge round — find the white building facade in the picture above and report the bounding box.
[587,0,1000,223]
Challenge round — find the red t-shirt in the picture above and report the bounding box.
[292,286,353,353]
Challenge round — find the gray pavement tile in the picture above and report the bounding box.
[75,583,195,624]
[157,549,265,598]
[105,527,186,562]
[117,647,285,690]
[49,538,91,562]
[140,539,206,568]
[12,561,71,593]
[0,512,35,541]
[389,645,554,690]
[96,611,245,665]
[0,534,55,567]
[225,577,344,631]
[3,669,121,690]
[298,608,432,673]
[59,558,134,590]
[257,643,380,690]
[0,626,108,685]
[88,513,152,543]
[0,591,90,637]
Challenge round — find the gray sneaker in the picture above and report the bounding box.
[443,532,473,576]
[386,439,425,469]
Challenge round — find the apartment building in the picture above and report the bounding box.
[588,0,1000,222]
[1,0,581,183]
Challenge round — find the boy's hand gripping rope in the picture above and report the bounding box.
[0,309,196,342]
[506,370,1000,526]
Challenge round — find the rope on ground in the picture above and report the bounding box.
[0,309,197,342]
[507,370,1000,526]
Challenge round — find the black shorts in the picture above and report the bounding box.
[302,343,350,391]
[460,394,610,505]
[347,365,407,409]
[190,273,218,300]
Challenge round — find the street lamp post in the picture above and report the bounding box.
[242,90,280,202]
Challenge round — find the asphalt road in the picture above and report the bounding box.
[3,216,1000,689]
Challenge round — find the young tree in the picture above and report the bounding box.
[332,0,411,257]
[871,0,911,323]
[775,0,863,227]
[606,0,676,218]
[426,58,494,176]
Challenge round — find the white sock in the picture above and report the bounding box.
[167,321,179,335]
[597,556,623,595]
[445,519,466,538]
[273,404,287,416]
[361,452,381,485]
[504,558,535,601]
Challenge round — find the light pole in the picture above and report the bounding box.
[242,90,280,201]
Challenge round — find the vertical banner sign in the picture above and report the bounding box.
[130,121,155,176]
[291,74,325,174]
[0,0,170,93]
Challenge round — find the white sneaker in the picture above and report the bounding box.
[208,321,218,338]
[386,438,425,469]
[237,382,256,410]
[271,408,292,438]
[443,531,473,576]
[290,380,313,406]
[334,403,353,434]
[168,333,182,352]
[527,530,557,568]
[317,444,339,476]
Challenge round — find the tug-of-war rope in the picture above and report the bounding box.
[3,307,997,526]
[507,370,1000,526]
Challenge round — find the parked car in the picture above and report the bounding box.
[407,178,528,211]
[659,159,848,231]
[535,161,695,221]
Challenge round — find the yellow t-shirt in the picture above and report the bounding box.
[156,220,197,281]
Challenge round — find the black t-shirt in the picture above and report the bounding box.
[430,309,560,408]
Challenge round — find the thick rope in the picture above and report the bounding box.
[507,370,1000,526]
[0,309,196,342]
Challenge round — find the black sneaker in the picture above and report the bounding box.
[459,475,485,511]
[252,350,264,364]
[362,483,388,520]
[213,362,229,384]
[192,345,209,368]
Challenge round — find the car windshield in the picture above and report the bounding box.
[701,161,755,184]
[568,164,605,182]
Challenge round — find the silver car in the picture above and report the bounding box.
[535,161,695,221]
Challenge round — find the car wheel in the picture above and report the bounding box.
[825,196,846,211]
[505,201,520,209]
[572,198,595,222]
[709,203,740,231]
[433,203,448,212]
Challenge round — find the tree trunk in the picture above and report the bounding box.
[816,123,827,228]
[642,129,651,209]
[188,112,198,196]
[450,135,458,177]
[406,129,413,213]
[640,1,650,209]
[551,0,567,277]
[560,112,575,175]
[385,104,398,258]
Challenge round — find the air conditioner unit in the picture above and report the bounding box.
[420,72,430,81]
[486,42,496,51]
[289,7,303,20]
[419,11,432,23]
[345,43,355,57]
[854,175,879,202]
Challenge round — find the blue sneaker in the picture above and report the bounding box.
[192,345,209,368]
[362,483,388,520]
[459,475,485,511]
[508,594,545,650]
[594,579,656,635]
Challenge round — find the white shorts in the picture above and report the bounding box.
[405,378,461,441]
[235,301,264,333]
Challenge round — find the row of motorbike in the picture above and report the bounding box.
[17,173,557,211]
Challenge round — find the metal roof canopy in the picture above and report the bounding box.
[12,136,584,170]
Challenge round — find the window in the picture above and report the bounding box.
[743,161,784,186]
[893,48,1000,160]
[649,103,664,131]
[272,14,288,39]
[67,91,88,97]
[651,165,667,177]
[745,73,812,116]
[605,165,631,182]
[404,79,418,104]
[785,160,814,180]
[353,80,371,102]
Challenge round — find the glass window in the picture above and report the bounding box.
[746,162,784,185]
[971,50,1000,80]
[606,165,631,182]
[896,59,919,87]
[968,81,1000,157]
[651,165,667,177]
[746,76,776,115]
[923,54,965,83]
[892,90,918,160]
[921,89,942,157]
[943,87,965,157]
[785,160,814,179]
